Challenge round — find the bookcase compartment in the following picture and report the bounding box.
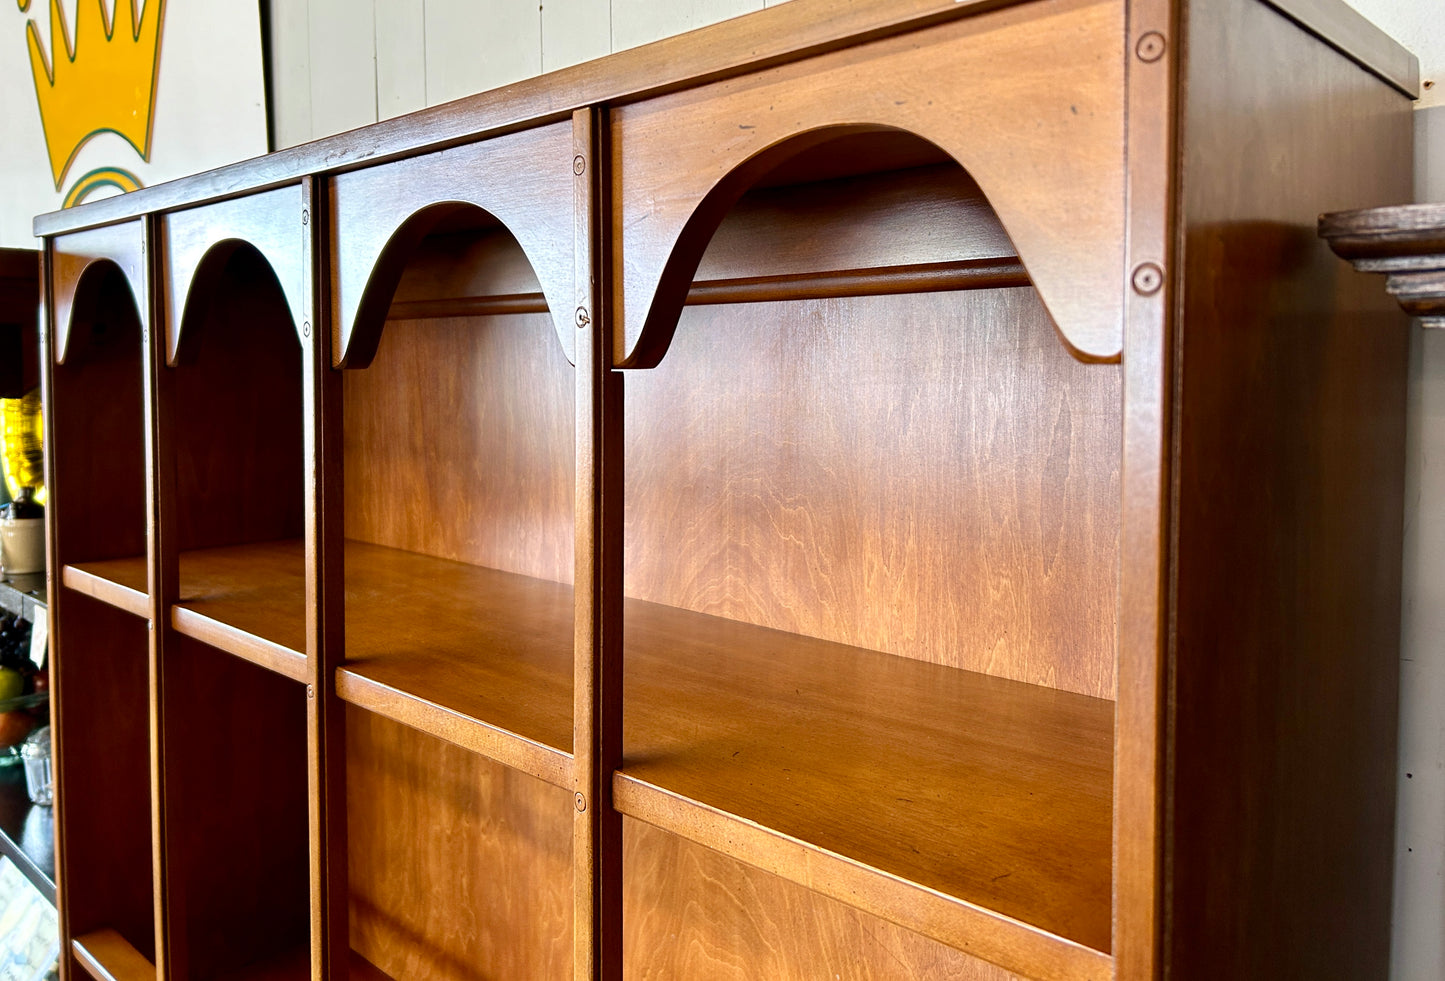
[616,135,1121,979]
[160,634,310,979]
[52,593,155,978]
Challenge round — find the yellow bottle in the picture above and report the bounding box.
[0,390,44,509]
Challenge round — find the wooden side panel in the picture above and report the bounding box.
[171,247,305,553]
[1168,0,1414,976]
[345,710,573,980]
[161,635,311,979]
[625,289,1121,699]
[622,820,1025,981]
[50,594,155,964]
[342,312,575,583]
[611,0,1126,366]
[50,223,146,365]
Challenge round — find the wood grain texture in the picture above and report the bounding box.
[49,222,146,365]
[62,561,149,618]
[623,819,1035,981]
[328,123,576,366]
[621,598,1114,961]
[343,312,575,583]
[50,262,147,568]
[610,0,1125,366]
[1320,203,1445,327]
[1167,0,1414,976]
[49,594,155,966]
[336,540,574,786]
[173,541,308,680]
[346,709,573,980]
[626,289,1120,699]
[171,244,305,554]
[162,186,307,364]
[72,929,156,981]
[160,634,310,979]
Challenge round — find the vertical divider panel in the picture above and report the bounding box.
[301,175,350,980]
[150,213,186,981]
[1116,0,1177,974]
[572,105,625,981]
[142,215,175,981]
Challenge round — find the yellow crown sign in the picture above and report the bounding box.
[23,0,164,196]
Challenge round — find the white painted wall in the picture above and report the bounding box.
[264,0,1443,976]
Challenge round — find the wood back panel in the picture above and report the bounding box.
[171,246,305,553]
[327,122,575,367]
[1167,0,1413,975]
[50,264,147,567]
[160,635,311,978]
[623,820,1025,980]
[343,311,574,584]
[610,0,1126,367]
[624,288,1120,699]
[50,593,155,962]
[346,709,573,980]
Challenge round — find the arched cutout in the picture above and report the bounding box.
[51,220,147,364]
[340,203,558,371]
[172,238,297,365]
[623,125,1032,368]
[610,0,1125,365]
[162,184,307,364]
[328,121,576,367]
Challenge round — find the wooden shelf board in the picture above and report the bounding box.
[0,765,54,904]
[63,559,149,619]
[156,538,1112,968]
[620,598,1115,966]
[72,929,154,981]
[336,540,574,789]
[173,541,308,683]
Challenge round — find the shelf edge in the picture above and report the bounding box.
[613,773,1112,981]
[72,929,155,981]
[62,566,149,619]
[171,607,308,683]
[336,668,573,790]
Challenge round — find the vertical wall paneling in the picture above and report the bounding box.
[609,0,762,53]
[267,0,314,149]
[306,0,379,139]
[425,0,543,106]
[542,0,612,73]
[374,0,428,120]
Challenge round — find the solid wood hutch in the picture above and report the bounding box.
[35,0,1416,978]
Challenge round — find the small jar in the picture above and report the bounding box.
[20,724,50,806]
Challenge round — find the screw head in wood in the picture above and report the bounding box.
[302,321,311,338]
[575,306,591,329]
[1135,31,1166,63]
[302,209,310,225]
[1132,262,1164,296]
[573,155,586,175]
[575,792,587,812]
[307,685,315,698]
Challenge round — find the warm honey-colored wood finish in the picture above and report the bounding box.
[329,122,576,366]
[1166,0,1412,976]
[36,1,1414,979]
[610,0,1125,367]
[72,930,156,981]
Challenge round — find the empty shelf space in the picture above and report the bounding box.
[174,540,307,681]
[72,929,154,981]
[619,600,1114,973]
[63,558,148,617]
[336,541,574,788]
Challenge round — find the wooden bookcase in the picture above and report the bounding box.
[34,0,1416,979]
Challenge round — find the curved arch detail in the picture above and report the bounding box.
[610,0,1126,367]
[329,120,576,368]
[50,220,147,364]
[161,185,306,364]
